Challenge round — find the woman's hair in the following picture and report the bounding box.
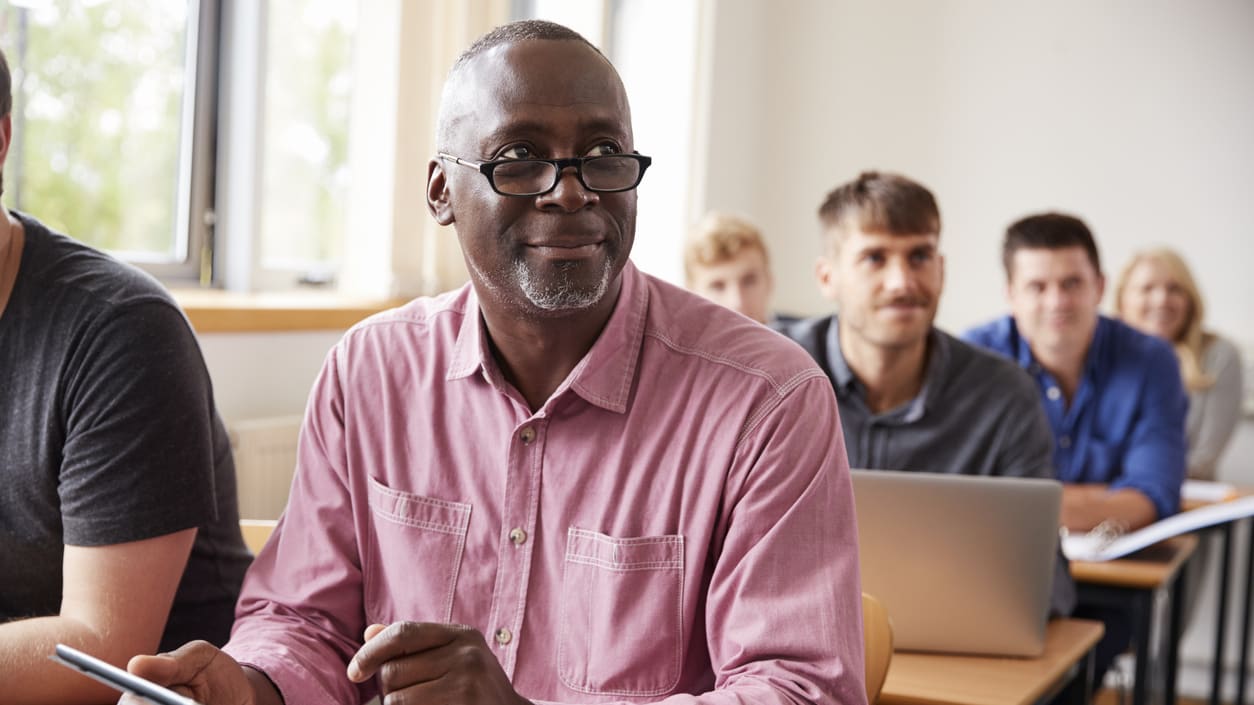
[1115,248,1215,391]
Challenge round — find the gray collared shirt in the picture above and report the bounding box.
[778,314,1074,616]
[780,315,1056,477]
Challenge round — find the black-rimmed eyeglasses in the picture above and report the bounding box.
[439,152,652,197]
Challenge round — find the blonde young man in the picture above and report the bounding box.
[683,212,779,324]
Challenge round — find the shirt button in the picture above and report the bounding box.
[1059,435,1072,449]
[495,627,513,645]
[519,427,536,444]
[1046,386,1061,401]
[508,528,527,545]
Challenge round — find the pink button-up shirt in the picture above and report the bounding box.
[225,262,864,705]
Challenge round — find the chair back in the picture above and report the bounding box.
[239,519,278,555]
[862,591,894,704]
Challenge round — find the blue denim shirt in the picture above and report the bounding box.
[964,315,1187,519]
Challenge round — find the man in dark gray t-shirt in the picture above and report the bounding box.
[777,171,1074,615]
[0,46,250,705]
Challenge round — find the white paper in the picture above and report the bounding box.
[1063,495,1254,562]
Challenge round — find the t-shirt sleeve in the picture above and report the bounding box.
[58,301,218,545]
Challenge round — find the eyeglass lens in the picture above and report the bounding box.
[492,156,642,195]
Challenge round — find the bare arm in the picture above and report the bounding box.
[1061,484,1157,533]
[0,529,195,705]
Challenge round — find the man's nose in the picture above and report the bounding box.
[1044,285,1071,309]
[538,167,597,211]
[883,260,913,291]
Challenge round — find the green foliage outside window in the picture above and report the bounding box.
[0,0,187,258]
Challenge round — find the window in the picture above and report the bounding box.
[0,0,214,282]
[254,0,356,287]
[0,0,358,290]
[0,1,558,297]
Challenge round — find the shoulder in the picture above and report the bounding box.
[640,274,827,397]
[1203,334,1243,372]
[340,285,470,348]
[940,329,1031,383]
[935,329,1040,405]
[13,215,198,356]
[18,213,179,313]
[774,314,833,349]
[961,315,1018,350]
[1100,317,1178,371]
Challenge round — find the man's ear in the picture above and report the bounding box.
[815,255,839,300]
[0,114,12,171]
[427,159,454,226]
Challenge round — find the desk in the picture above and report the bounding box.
[1071,534,1198,705]
[1183,487,1254,705]
[1238,515,1254,705]
[878,618,1104,705]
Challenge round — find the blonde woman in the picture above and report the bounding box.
[1116,248,1244,481]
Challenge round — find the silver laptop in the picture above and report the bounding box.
[851,469,1061,657]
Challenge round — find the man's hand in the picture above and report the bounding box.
[348,622,532,705]
[1061,484,1158,532]
[122,640,272,705]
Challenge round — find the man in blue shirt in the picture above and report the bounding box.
[965,211,1187,688]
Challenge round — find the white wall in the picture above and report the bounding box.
[701,0,1254,338]
[199,331,340,422]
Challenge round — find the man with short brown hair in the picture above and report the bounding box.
[779,170,1074,613]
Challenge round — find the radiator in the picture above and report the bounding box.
[228,416,302,520]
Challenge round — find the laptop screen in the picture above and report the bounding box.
[851,469,1062,657]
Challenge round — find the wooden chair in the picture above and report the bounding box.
[239,519,278,555]
[862,592,894,704]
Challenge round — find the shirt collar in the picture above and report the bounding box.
[444,261,647,415]
[1007,314,1108,382]
[825,317,944,423]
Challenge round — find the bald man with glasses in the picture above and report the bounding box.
[125,20,865,705]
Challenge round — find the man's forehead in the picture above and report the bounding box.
[838,226,938,247]
[445,40,630,136]
[1012,247,1097,277]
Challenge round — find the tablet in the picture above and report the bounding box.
[51,644,202,705]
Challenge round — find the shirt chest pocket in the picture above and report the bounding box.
[558,527,684,697]
[364,477,471,625]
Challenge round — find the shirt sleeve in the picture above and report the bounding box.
[1110,341,1189,520]
[683,373,865,705]
[1186,338,1244,480]
[223,343,377,705]
[59,302,218,544]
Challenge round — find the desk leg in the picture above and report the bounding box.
[1167,558,1187,705]
[1212,524,1233,705]
[1133,591,1152,705]
[1237,517,1254,705]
